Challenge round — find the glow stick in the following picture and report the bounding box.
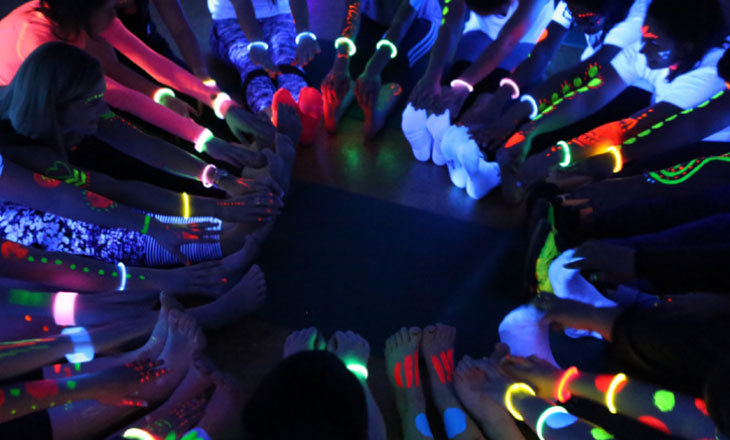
[605,373,627,414]
[194,129,214,153]
[500,78,521,99]
[246,41,269,52]
[201,164,217,188]
[521,94,539,120]
[295,31,317,45]
[347,363,369,380]
[153,88,175,104]
[450,79,474,93]
[606,146,623,173]
[334,37,357,56]
[116,262,127,291]
[123,428,156,440]
[181,192,190,219]
[213,92,233,119]
[555,366,579,403]
[53,291,78,326]
[61,327,94,363]
[557,141,571,167]
[376,39,398,59]
[536,406,569,440]
[504,383,536,421]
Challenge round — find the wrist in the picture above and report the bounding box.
[295,30,317,45]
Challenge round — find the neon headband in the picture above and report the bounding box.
[201,164,217,189]
[213,92,233,119]
[521,94,539,120]
[295,31,317,45]
[62,326,94,363]
[504,383,536,421]
[536,406,570,440]
[450,79,474,93]
[606,147,622,173]
[194,129,214,153]
[605,373,627,414]
[346,363,369,380]
[557,141,571,167]
[555,366,579,403]
[334,37,357,56]
[376,39,398,59]
[181,192,191,219]
[500,78,520,99]
[53,291,78,326]
[116,262,127,291]
[247,41,269,52]
[153,88,175,104]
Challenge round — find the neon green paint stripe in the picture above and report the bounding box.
[650,156,730,184]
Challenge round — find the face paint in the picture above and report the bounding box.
[141,215,151,235]
[86,92,105,104]
[536,406,570,440]
[591,427,614,440]
[430,348,455,384]
[33,173,62,188]
[181,428,211,440]
[415,413,434,437]
[638,415,671,434]
[504,383,536,421]
[695,398,709,416]
[443,408,467,438]
[641,25,659,40]
[44,161,90,188]
[605,373,627,414]
[8,289,52,307]
[61,326,94,363]
[340,1,361,40]
[2,241,29,259]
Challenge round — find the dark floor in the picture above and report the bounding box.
[0,1,609,438]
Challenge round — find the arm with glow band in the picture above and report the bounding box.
[559,371,718,439]
[505,384,601,439]
[362,0,419,79]
[1,146,231,220]
[101,18,223,109]
[290,0,313,37]
[230,0,267,49]
[417,0,468,96]
[455,0,548,87]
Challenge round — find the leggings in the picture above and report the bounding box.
[0,201,222,266]
[210,14,308,113]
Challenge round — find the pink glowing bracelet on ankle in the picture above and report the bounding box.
[201,164,218,189]
[500,78,520,99]
[53,291,78,326]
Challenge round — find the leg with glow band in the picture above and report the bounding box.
[266,14,308,105]
[385,327,433,439]
[421,324,485,439]
[363,83,403,141]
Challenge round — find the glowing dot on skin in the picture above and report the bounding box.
[74,363,81,372]
[54,259,62,265]
[98,269,104,275]
[695,398,709,416]
[31,404,36,410]
[591,427,614,440]
[10,388,20,397]
[27,256,34,262]
[653,390,676,412]
[83,267,89,273]
[69,264,76,270]
[139,275,145,280]
[24,315,31,322]
[112,272,117,277]
[41,257,48,263]
[638,415,671,434]
[66,381,77,390]
[11,410,16,415]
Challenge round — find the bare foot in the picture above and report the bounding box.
[218,237,260,287]
[421,324,485,440]
[283,327,325,358]
[192,265,267,330]
[196,371,245,440]
[454,356,524,440]
[275,103,302,146]
[138,310,206,404]
[385,327,432,440]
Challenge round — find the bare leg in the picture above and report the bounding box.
[363,83,402,140]
[323,80,356,133]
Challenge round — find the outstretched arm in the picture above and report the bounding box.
[152,0,210,78]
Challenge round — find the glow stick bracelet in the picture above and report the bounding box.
[536,406,569,440]
[153,87,176,104]
[296,31,317,45]
[62,326,94,363]
[201,164,217,188]
[557,141,572,167]
[247,41,269,52]
[500,78,521,99]
[504,383,536,421]
[334,37,357,56]
[450,79,474,93]
[181,192,190,219]
[376,39,398,59]
[605,373,627,414]
[116,262,127,291]
[213,92,233,119]
[521,94,539,120]
[194,129,214,153]
[555,366,579,403]
[53,291,78,326]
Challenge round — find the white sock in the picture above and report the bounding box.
[548,249,616,339]
[441,125,469,188]
[457,139,501,199]
[426,111,451,166]
[401,104,432,162]
[499,304,559,367]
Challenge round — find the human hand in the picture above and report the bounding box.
[408,75,441,110]
[436,86,469,116]
[217,172,284,198]
[327,330,370,371]
[225,106,276,148]
[321,66,351,104]
[563,241,637,285]
[158,95,199,119]
[202,137,255,169]
[148,220,220,265]
[249,45,280,78]
[471,119,522,153]
[214,190,284,223]
[87,359,168,407]
[518,151,563,191]
[295,35,321,67]
[355,72,381,110]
